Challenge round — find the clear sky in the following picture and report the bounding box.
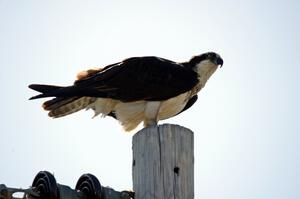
[0,0,299,198]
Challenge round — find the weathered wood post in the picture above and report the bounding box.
[132,124,194,199]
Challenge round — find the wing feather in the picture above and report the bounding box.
[29,57,199,102]
[72,56,199,101]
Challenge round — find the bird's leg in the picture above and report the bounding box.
[144,101,161,127]
[144,118,158,127]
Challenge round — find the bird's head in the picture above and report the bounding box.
[189,52,223,68]
[189,52,223,80]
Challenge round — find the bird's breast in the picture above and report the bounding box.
[157,92,191,120]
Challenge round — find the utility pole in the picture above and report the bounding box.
[132,124,194,199]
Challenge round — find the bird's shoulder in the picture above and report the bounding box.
[121,56,181,69]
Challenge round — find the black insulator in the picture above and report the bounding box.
[31,171,59,199]
[75,173,102,199]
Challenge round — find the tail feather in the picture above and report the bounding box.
[28,84,78,100]
[29,84,62,93]
[29,84,63,100]
[43,97,80,111]
[29,84,98,118]
[44,97,96,118]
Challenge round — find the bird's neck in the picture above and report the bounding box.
[191,61,218,95]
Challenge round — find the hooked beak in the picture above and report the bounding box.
[214,56,223,68]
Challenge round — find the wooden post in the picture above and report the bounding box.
[132,124,194,199]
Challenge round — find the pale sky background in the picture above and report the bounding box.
[0,0,299,198]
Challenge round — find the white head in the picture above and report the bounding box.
[189,52,223,83]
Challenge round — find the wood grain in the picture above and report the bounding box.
[132,124,194,199]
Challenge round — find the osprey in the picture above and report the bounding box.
[29,52,223,131]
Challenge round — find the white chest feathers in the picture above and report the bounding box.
[88,92,191,131]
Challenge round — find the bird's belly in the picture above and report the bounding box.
[90,92,190,131]
[157,92,190,120]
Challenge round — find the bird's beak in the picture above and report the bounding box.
[212,56,223,68]
[215,57,223,68]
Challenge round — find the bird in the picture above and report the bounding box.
[29,52,223,131]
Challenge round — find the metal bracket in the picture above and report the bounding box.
[0,184,38,199]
